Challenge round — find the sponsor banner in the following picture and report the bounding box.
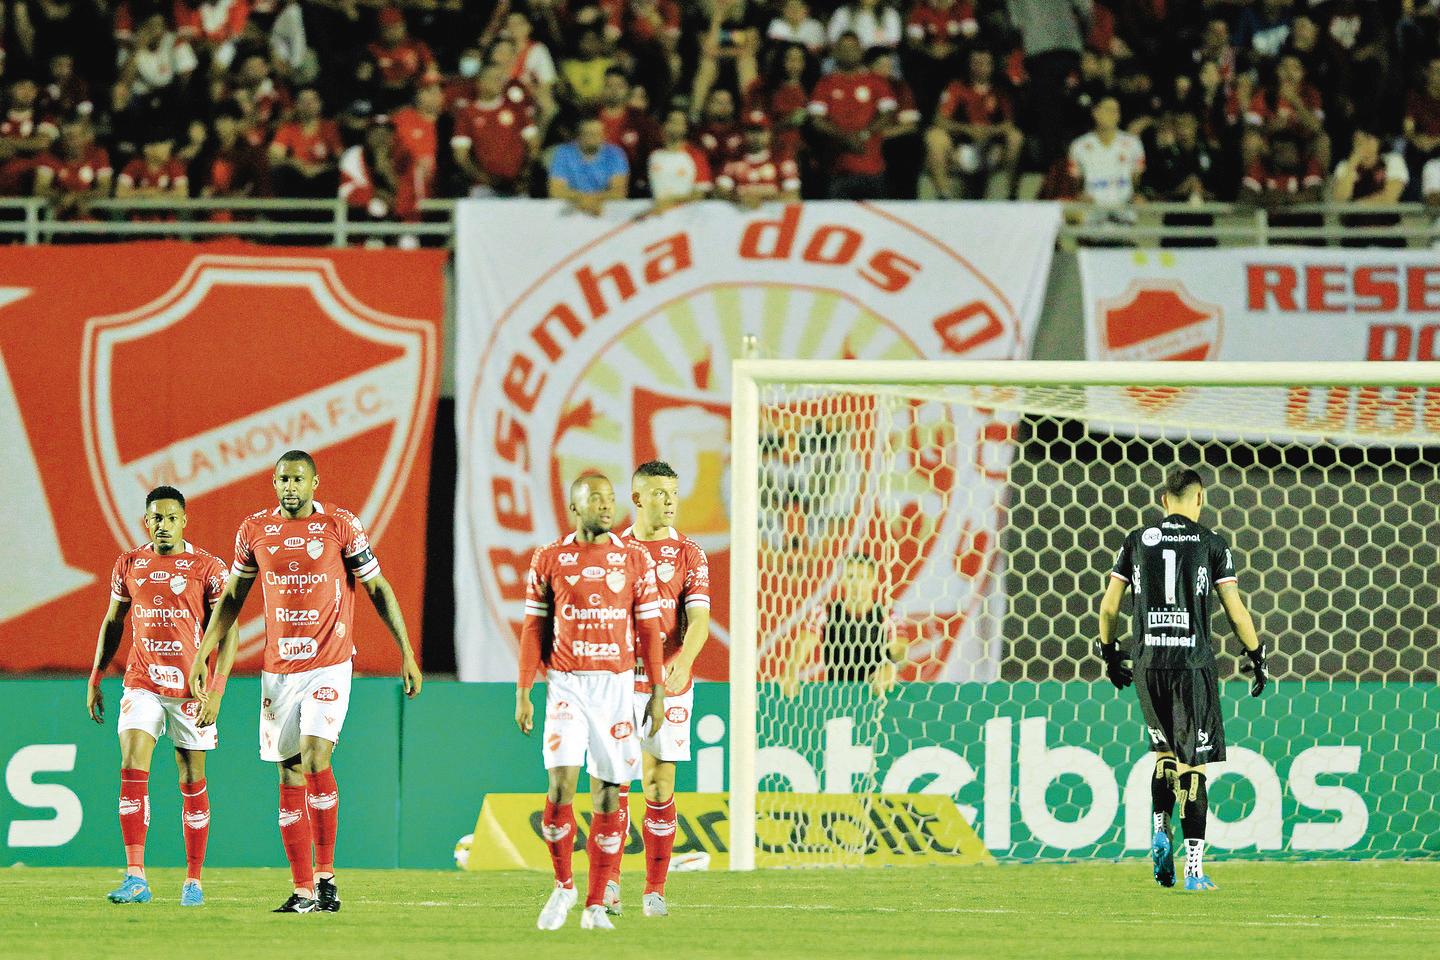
[1,678,401,866]
[454,200,1061,682]
[0,243,442,672]
[1080,248,1440,438]
[3,680,1431,866]
[465,792,992,871]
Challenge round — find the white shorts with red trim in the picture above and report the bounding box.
[258,661,353,762]
[633,685,694,762]
[542,670,641,784]
[118,686,217,751]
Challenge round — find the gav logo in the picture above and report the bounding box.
[81,255,437,663]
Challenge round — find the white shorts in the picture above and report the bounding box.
[543,670,642,785]
[634,685,694,762]
[259,661,353,762]
[118,687,217,752]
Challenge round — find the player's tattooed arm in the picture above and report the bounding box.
[87,597,130,724]
[362,574,423,699]
[192,574,253,701]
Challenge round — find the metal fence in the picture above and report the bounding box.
[1,197,1435,247]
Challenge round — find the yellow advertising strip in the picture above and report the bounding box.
[467,793,993,871]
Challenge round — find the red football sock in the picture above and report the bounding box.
[180,779,210,883]
[119,768,150,877]
[611,784,631,885]
[642,798,678,895]
[541,800,576,888]
[304,767,339,877]
[278,783,314,894]
[585,810,625,908]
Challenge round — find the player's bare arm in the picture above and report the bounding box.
[362,573,423,698]
[665,605,710,696]
[195,603,240,727]
[1218,581,1267,696]
[191,574,253,700]
[87,596,130,724]
[1096,576,1133,689]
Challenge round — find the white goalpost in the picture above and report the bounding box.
[728,360,1440,871]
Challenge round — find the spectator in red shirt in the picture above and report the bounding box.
[1240,135,1323,208]
[116,130,187,219]
[38,52,93,120]
[450,62,539,197]
[716,110,801,208]
[745,42,812,164]
[905,0,978,110]
[599,68,661,196]
[809,31,896,199]
[268,86,343,197]
[362,6,437,112]
[692,86,744,173]
[391,82,442,212]
[926,47,1022,199]
[190,103,268,218]
[1245,53,1329,171]
[340,118,415,234]
[33,118,112,220]
[0,78,59,195]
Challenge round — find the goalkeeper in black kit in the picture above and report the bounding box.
[1095,467,1268,892]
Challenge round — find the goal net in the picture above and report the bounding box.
[727,361,1440,869]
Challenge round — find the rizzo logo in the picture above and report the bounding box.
[463,203,1031,683]
[79,254,438,667]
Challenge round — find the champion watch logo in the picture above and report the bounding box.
[80,255,437,664]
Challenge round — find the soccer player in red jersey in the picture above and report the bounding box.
[87,486,234,907]
[194,450,422,914]
[516,473,665,931]
[605,461,710,918]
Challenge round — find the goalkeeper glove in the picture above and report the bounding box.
[1096,641,1132,690]
[1240,642,1268,697]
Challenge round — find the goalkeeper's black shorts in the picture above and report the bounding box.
[1134,665,1226,767]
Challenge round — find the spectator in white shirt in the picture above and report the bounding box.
[769,0,827,54]
[1066,96,1146,213]
[827,0,903,51]
[648,108,713,209]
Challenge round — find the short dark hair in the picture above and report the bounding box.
[633,460,678,481]
[276,450,317,473]
[1162,467,1204,499]
[146,485,186,509]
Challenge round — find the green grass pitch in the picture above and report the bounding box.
[4,862,1435,959]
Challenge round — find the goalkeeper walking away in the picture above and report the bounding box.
[1096,466,1268,892]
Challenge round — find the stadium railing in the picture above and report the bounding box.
[0,197,1436,247]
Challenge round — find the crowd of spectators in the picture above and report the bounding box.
[4,0,1440,225]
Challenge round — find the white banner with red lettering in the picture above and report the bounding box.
[1082,248,1440,363]
[454,200,1061,682]
[1081,248,1440,437]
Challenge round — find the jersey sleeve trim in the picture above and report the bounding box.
[684,595,711,609]
[1109,571,1129,583]
[231,561,257,579]
[1214,575,1237,586]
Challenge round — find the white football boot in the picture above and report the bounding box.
[536,884,577,931]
